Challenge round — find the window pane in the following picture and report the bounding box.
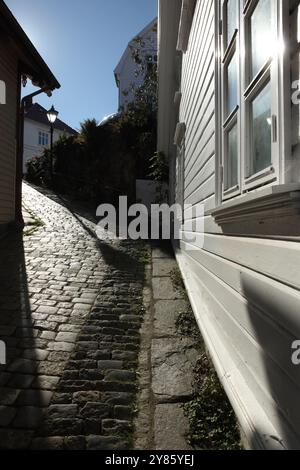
[225,123,238,190]
[226,0,238,47]
[250,0,272,79]
[226,52,238,116]
[250,81,272,175]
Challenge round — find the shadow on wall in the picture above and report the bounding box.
[241,274,300,450]
[0,232,42,447]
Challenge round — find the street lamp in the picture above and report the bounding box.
[47,105,59,183]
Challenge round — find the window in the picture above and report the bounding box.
[219,0,280,201]
[38,131,49,146]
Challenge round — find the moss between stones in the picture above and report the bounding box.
[23,205,45,237]
[184,355,242,450]
[138,245,151,265]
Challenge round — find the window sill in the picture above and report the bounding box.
[211,184,300,225]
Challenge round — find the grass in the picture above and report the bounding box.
[138,245,151,265]
[184,355,242,450]
[175,310,201,340]
[170,267,188,300]
[23,210,44,236]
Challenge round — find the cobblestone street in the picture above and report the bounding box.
[0,183,145,449]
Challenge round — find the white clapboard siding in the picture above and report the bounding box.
[290,1,300,181]
[0,41,18,225]
[170,0,300,449]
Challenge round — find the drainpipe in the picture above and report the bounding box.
[15,83,52,228]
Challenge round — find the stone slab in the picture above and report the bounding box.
[152,338,198,403]
[154,404,192,450]
[152,278,183,301]
[152,259,178,277]
[154,300,189,338]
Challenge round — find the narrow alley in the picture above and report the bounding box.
[0,183,145,449]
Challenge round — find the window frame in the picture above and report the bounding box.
[221,0,241,200]
[217,0,286,204]
[38,130,49,147]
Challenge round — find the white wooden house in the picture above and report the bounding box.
[23,103,77,173]
[0,1,60,234]
[158,0,300,449]
[114,18,158,110]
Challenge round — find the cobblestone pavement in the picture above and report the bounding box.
[0,183,145,450]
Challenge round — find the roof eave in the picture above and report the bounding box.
[0,1,60,90]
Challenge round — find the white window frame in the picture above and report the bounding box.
[217,0,288,203]
[38,131,49,147]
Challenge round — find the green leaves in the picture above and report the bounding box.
[149,151,169,183]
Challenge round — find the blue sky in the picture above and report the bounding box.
[6,0,157,130]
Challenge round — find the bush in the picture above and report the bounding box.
[26,104,157,205]
[26,150,52,186]
[26,48,158,205]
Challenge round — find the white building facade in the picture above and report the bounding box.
[158,0,300,450]
[114,19,157,110]
[23,103,76,173]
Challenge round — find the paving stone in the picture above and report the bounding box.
[64,436,86,450]
[7,358,37,374]
[13,406,44,429]
[7,374,35,389]
[37,306,58,315]
[32,375,60,390]
[0,429,34,449]
[48,342,74,352]
[40,331,57,340]
[152,278,183,301]
[152,246,173,258]
[98,360,123,370]
[151,338,198,403]
[86,436,129,450]
[77,341,98,351]
[114,405,133,420]
[154,300,188,338]
[0,372,11,387]
[40,418,83,436]
[112,351,138,361]
[51,392,72,404]
[154,404,192,450]
[0,406,17,426]
[0,388,20,405]
[73,303,91,311]
[102,419,132,435]
[17,390,53,407]
[16,328,39,338]
[58,325,81,333]
[48,404,78,419]
[37,361,66,376]
[80,402,111,419]
[104,392,134,406]
[23,349,49,361]
[72,298,94,305]
[152,259,178,277]
[105,370,136,383]
[31,437,65,450]
[55,332,78,343]
[47,351,70,362]
[73,391,101,404]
